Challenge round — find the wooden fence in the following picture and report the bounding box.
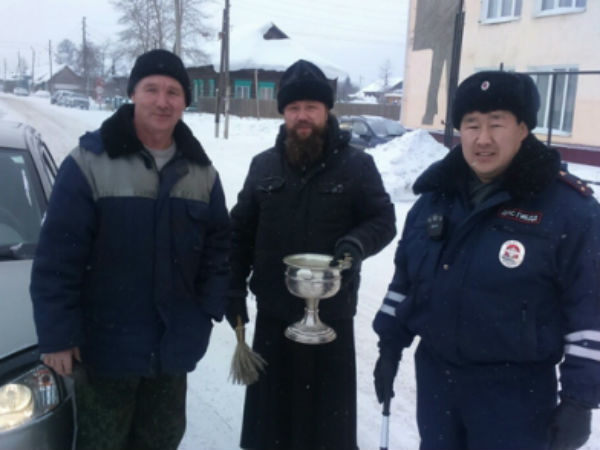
[191,98,401,121]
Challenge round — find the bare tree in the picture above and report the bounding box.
[379,59,393,88]
[110,0,212,64]
[337,76,360,102]
[55,39,79,68]
[76,41,105,80]
[16,54,29,77]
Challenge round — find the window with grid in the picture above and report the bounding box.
[193,79,204,103]
[257,82,275,100]
[538,0,586,14]
[234,80,251,99]
[482,0,522,22]
[531,68,578,134]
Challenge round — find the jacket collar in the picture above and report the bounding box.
[413,134,561,200]
[98,104,210,166]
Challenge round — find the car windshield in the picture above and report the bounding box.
[0,149,45,258]
[367,118,405,137]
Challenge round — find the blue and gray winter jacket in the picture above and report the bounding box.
[373,134,600,408]
[30,104,231,376]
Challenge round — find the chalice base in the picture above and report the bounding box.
[284,305,337,345]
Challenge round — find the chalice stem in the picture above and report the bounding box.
[303,297,321,327]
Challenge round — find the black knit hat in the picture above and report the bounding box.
[277,59,334,113]
[127,49,192,106]
[452,71,540,130]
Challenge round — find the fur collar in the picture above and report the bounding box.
[413,134,561,199]
[95,104,210,166]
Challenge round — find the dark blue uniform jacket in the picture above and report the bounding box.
[30,105,231,376]
[374,134,600,407]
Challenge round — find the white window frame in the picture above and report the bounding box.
[535,0,586,17]
[529,66,578,136]
[481,0,522,24]
[234,84,250,99]
[258,86,274,100]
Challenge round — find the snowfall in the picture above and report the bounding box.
[0,93,598,450]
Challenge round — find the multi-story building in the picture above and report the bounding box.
[402,0,599,162]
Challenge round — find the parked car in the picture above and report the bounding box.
[0,121,74,450]
[64,93,90,110]
[55,91,89,110]
[12,87,29,97]
[339,115,406,150]
[50,90,70,105]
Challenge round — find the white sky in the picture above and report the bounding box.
[0,0,409,87]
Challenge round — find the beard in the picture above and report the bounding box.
[285,121,327,168]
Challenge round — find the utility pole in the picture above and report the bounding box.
[49,41,53,93]
[215,0,230,139]
[443,0,465,149]
[254,69,260,119]
[31,47,35,91]
[82,16,88,96]
[223,0,230,139]
[174,0,182,56]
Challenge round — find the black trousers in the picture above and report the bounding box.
[415,343,557,450]
[74,370,187,450]
[240,311,358,450]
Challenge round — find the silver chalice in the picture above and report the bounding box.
[283,253,350,345]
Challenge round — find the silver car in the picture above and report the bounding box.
[0,121,74,450]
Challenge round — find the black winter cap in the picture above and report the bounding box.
[127,49,192,106]
[277,59,334,113]
[452,71,540,130]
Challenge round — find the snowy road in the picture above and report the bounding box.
[1,93,598,450]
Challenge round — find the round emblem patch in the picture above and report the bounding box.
[481,80,490,91]
[499,240,525,268]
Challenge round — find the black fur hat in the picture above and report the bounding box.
[127,49,191,106]
[452,71,540,130]
[277,59,334,113]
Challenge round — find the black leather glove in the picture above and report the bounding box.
[225,292,249,330]
[330,240,363,281]
[373,339,401,404]
[548,398,592,450]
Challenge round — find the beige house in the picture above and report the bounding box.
[402,0,599,150]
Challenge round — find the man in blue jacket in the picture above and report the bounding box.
[30,49,230,450]
[373,71,599,450]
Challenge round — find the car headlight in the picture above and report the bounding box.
[0,364,61,432]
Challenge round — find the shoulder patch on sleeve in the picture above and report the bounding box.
[558,170,594,197]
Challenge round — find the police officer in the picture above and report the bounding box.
[372,70,600,450]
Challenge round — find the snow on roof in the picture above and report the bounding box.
[360,76,403,94]
[205,22,348,79]
[33,64,69,84]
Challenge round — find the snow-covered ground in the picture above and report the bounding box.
[0,93,598,450]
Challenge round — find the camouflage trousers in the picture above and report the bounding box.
[74,369,187,450]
